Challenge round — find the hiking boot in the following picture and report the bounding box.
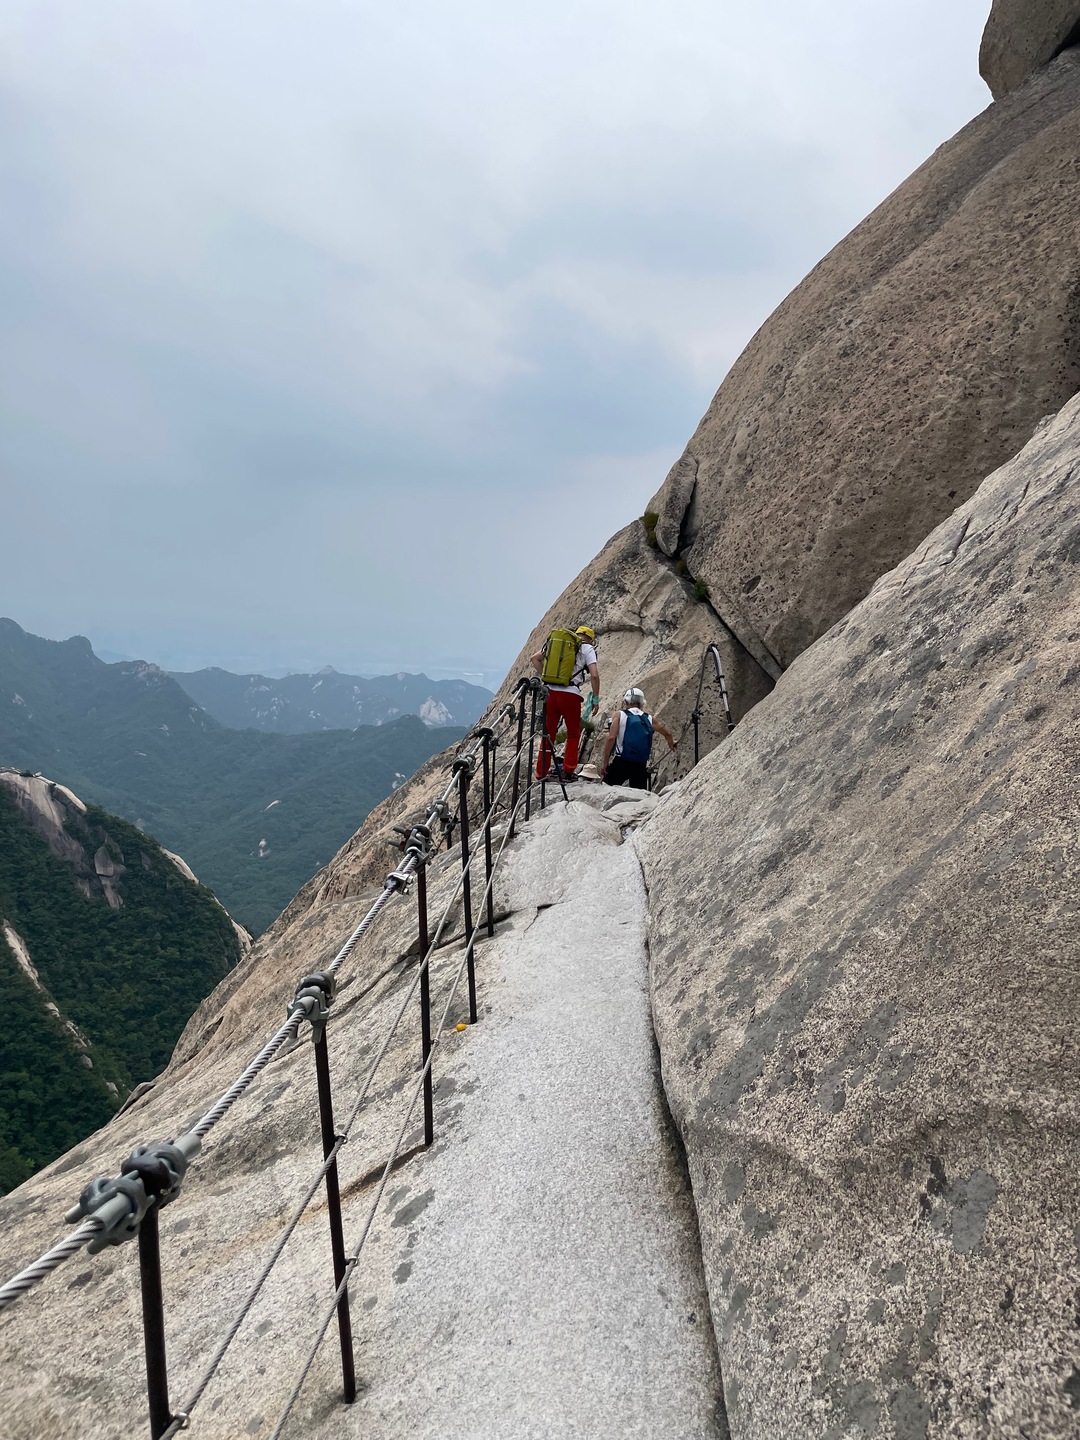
[561,769,578,783]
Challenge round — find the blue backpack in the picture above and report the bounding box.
[620,709,654,763]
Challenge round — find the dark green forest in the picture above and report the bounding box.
[0,785,242,1193]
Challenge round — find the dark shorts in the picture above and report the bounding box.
[603,757,649,790]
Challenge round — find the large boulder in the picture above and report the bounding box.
[981,0,1080,98]
[639,394,1080,1438]
[647,48,1080,669]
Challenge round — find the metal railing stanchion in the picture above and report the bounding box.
[138,1206,174,1440]
[291,974,356,1403]
[480,729,496,937]
[454,757,478,1024]
[524,681,539,822]
[416,863,435,1146]
[509,682,528,838]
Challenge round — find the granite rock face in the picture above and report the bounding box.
[0,787,720,1439]
[638,394,1080,1439]
[981,0,1080,98]
[286,524,775,908]
[647,48,1080,669]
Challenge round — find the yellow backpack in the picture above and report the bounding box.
[540,628,581,686]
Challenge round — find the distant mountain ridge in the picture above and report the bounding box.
[169,664,491,733]
[0,619,465,932]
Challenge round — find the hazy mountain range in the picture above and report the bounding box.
[0,619,466,932]
[169,665,491,732]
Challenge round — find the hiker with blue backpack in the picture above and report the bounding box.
[601,688,676,790]
[531,625,600,782]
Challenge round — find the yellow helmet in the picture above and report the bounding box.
[575,625,596,642]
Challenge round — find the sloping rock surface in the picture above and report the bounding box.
[0,789,722,1439]
[638,395,1080,1438]
[981,0,1080,98]
[647,48,1080,667]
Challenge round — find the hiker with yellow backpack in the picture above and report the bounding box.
[530,625,600,782]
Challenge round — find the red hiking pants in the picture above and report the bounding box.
[537,689,583,777]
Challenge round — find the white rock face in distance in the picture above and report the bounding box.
[638,394,1080,1439]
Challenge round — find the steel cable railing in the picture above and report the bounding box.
[0,685,555,1440]
[158,718,535,1433]
[268,774,535,1439]
[0,703,515,1318]
[0,680,574,1440]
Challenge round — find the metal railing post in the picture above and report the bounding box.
[455,759,478,1024]
[416,863,434,1146]
[308,991,356,1403]
[525,682,539,822]
[137,1207,173,1440]
[481,730,496,937]
[509,684,527,839]
[692,709,701,767]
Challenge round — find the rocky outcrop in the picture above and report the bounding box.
[646,48,1080,669]
[638,394,1080,1438]
[0,770,124,906]
[981,0,1080,98]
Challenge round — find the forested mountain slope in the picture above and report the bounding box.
[0,771,243,1193]
[0,619,464,931]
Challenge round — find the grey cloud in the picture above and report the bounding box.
[0,0,993,678]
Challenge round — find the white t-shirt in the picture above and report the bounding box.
[547,641,598,695]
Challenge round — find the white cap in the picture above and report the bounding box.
[624,688,645,707]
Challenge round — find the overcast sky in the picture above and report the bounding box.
[1,1,992,684]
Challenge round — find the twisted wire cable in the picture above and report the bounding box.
[0,1218,105,1315]
[0,699,520,1325]
[268,780,530,1439]
[157,723,534,1428]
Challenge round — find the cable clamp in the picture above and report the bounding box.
[452,754,476,780]
[289,971,336,1042]
[64,1174,149,1252]
[64,1139,192,1251]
